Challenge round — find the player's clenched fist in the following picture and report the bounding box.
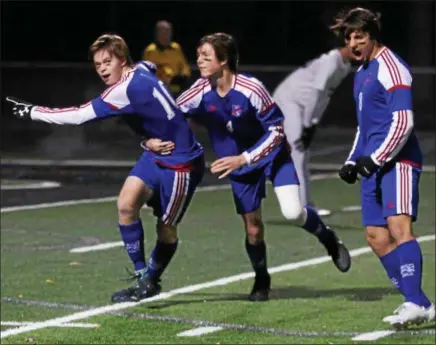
[141,138,175,155]
[338,163,358,184]
[5,96,34,120]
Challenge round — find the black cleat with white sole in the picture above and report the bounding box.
[248,273,271,302]
[322,227,351,273]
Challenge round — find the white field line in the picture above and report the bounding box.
[0,173,336,214]
[351,330,396,341]
[0,321,100,328]
[1,234,434,339]
[1,181,61,190]
[177,326,224,337]
[69,241,124,253]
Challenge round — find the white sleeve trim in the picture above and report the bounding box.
[31,102,97,125]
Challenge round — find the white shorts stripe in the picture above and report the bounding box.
[170,172,191,225]
[396,163,412,215]
[162,172,190,226]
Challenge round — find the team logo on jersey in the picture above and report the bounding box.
[231,105,243,117]
[358,92,363,111]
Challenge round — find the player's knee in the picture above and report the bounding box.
[387,215,414,244]
[365,226,395,255]
[245,218,264,243]
[117,197,138,222]
[281,204,304,223]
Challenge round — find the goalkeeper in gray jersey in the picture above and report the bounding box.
[273,47,354,216]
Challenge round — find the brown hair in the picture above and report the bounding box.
[330,7,382,42]
[197,32,239,72]
[89,34,132,64]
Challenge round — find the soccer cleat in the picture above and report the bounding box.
[322,227,351,273]
[382,302,435,329]
[248,273,271,302]
[111,274,162,303]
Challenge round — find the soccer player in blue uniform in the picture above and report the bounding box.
[333,8,435,327]
[5,34,205,303]
[145,33,351,302]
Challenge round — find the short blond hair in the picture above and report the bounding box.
[89,34,132,64]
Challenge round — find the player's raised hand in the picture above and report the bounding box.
[141,138,175,155]
[338,163,358,184]
[5,96,34,120]
[210,155,247,179]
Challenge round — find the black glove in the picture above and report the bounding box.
[295,125,317,151]
[338,163,358,184]
[356,156,379,178]
[6,96,34,120]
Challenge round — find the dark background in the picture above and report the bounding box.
[2,1,435,65]
[1,0,435,161]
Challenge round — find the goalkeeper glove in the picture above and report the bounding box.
[295,125,317,151]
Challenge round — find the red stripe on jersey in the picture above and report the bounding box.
[384,50,403,85]
[387,85,411,92]
[380,53,399,86]
[237,75,273,106]
[376,110,407,162]
[177,79,209,105]
[236,79,272,112]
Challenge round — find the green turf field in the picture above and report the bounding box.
[1,174,435,344]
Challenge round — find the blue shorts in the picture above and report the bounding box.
[129,152,204,226]
[230,150,299,214]
[360,161,421,227]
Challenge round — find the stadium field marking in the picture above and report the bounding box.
[69,241,124,253]
[1,234,434,339]
[1,321,100,329]
[177,326,224,337]
[352,330,396,341]
[0,173,336,213]
[2,297,435,340]
[341,205,362,212]
[0,180,61,190]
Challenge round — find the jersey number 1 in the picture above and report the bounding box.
[153,81,177,120]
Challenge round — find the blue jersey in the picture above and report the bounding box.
[177,73,286,176]
[346,47,422,168]
[30,61,203,169]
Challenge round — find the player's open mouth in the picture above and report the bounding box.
[352,50,362,58]
[102,74,110,82]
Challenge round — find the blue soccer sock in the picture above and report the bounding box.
[118,220,146,273]
[245,237,268,276]
[379,248,402,292]
[147,240,179,280]
[396,239,431,308]
[301,206,330,243]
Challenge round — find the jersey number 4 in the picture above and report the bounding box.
[153,81,178,120]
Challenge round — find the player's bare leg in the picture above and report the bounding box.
[274,184,351,272]
[112,176,157,303]
[381,215,435,328]
[242,208,271,302]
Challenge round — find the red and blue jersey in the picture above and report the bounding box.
[177,73,286,176]
[30,61,203,169]
[346,47,422,168]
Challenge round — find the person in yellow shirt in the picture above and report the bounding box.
[143,20,191,96]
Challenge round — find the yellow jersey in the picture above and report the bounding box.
[143,42,191,95]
